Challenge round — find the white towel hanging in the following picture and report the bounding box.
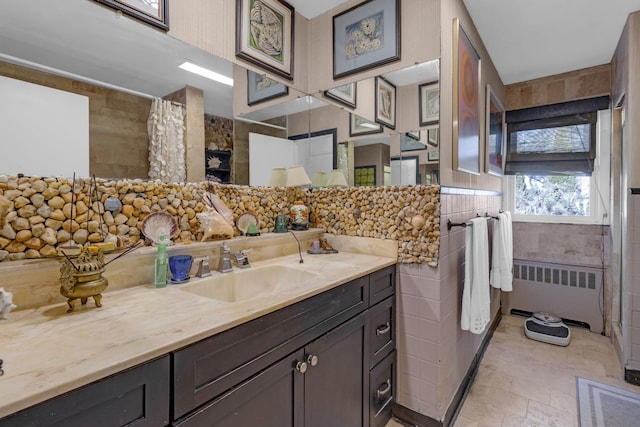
[461,217,490,334]
[490,211,513,291]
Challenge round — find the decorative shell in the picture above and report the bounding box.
[197,207,234,241]
[207,156,222,169]
[236,212,258,235]
[204,193,234,226]
[0,287,16,320]
[141,211,179,245]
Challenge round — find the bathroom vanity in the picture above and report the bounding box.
[0,248,396,427]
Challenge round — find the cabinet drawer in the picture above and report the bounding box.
[172,276,368,419]
[368,296,395,368]
[369,350,396,427]
[369,265,395,306]
[0,356,170,427]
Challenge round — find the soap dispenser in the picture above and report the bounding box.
[154,234,168,288]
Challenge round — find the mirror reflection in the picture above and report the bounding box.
[0,1,440,188]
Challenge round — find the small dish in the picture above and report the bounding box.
[170,276,190,284]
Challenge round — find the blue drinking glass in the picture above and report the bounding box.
[169,255,193,282]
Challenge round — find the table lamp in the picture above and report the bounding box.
[311,171,327,187]
[327,169,348,187]
[286,165,312,230]
[267,167,287,187]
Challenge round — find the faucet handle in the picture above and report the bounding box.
[221,242,230,253]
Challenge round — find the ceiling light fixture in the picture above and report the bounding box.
[179,61,233,86]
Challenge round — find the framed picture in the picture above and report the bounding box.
[485,84,506,176]
[332,0,400,79]
[349,113,383,136]
[419,81,439,126]
[406,130,420,140]
[401,133,426,151]
[427,127,439,147]
[325,83,357,108]
[452,17,481,175]
[94,0,168,30]
[375,76,396,129]
[247,70,289,105]
[355,165,376,186]
[236,0,295,80]
[428,151,440,162]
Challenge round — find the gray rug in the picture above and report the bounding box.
[577,377,640,427]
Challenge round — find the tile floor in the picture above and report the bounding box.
[387,314,640,427]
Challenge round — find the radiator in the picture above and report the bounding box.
[501,259,604,334]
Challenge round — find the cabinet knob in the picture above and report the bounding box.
[295,361,308,374]
[376,379,391,400]
[306,354,319,367]
[376,322,391,336]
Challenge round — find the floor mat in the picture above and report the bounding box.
[577,377,640,427]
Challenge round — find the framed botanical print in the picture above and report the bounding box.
[452,17,481,175]
[427,127,439,147]
[406,130,420,140]
[349,113,383,136]
[400,133,427,151]
[247,70,289,105]
[419,81,439,126]
[325,83,357,108]
[236,0,295,80]
[375,76,396,129]
[94,0,168,30]
[485,84,506,176]
[332,0,400,79]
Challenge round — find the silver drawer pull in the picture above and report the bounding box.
[376,379,391,399]
[376,322,391,336]
[306,354,318,367]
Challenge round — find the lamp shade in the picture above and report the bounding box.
[327,169,348,187]
[311,171,327,187]
[267,167,287,187]
[286,165,312,187]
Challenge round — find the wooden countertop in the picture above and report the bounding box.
[0,250,396,418]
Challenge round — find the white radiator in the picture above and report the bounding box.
[501,259,604,334]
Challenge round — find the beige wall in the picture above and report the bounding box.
[505,64,611,111]
[0,61,150,179]
[354,143,389,186]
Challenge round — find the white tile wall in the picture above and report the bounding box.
[396,192,502,420]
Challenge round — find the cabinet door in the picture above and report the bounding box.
[304,313,368,427]
[0,356,170,427]
[174,350,305,427]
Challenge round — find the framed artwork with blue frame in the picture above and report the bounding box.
[332,0,400,79]
[247,70,289,106]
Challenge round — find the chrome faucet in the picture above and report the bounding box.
[217,243,251,273]
[231,250,251,269]
[217,242,233,273]
[195,256,212,278]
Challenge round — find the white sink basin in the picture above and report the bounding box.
[180,265,318,303]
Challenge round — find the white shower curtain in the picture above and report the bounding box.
[147,98,186,182]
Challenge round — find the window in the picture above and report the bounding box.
[503,108,610,224]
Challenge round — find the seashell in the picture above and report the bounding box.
[197,207,234,241]
[411,214,425,229]
[0,287,16,320]
[204,193,234,226]
[207,156,222,169]
[236,212,258,235]
[141,211,179,244]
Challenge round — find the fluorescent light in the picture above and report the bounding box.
[361,122,380,129]
[179,61,233,86]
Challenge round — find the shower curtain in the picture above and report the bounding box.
[147,98,186,182]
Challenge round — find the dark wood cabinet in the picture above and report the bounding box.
[174,350,305,427]
[0,356,170,427]
[1,264,396,427]
[305,313,368,427]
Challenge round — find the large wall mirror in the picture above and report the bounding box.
[0,0,439,189]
